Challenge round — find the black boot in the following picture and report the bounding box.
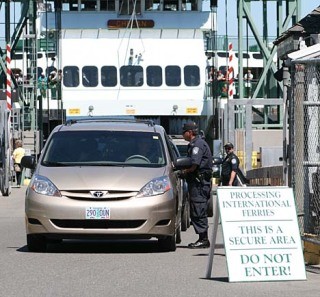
[188,232,210,249]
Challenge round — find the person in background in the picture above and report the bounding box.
[12,139,25,187]
[244,69,253,97]
[181,122,213,249]
[221,142,240,186]
[217,70,226,81]
[38,72,47,98]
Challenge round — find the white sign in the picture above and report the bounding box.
[217,186,306,282]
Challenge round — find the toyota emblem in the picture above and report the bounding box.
[90,191,108,198]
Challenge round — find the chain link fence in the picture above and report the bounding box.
[290,59,320,245]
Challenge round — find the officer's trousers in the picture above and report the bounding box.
[188,180,211,235]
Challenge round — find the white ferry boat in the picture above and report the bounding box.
[12,1,266,135]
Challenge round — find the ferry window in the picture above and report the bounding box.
[27,53,38,60]
[235,52,250,59]
[45,53,56,59]
[165,66,181,87]
[252,53,263,59]
[100,0,115,10]
[62,0,79,11]
[101,66,117,87]
[119,0,141,15]
[217,52,228,58]
[147,66,162,87]
[184,66,200,86]
[81,0,97,11]
[120,66,144,87]
[13,54,23,60]
[182,0,197,11]
[164,0,178,11]
[63,66,79,87]
[146,0,161,10]
[245,67,262,80]
[82,66,98,87]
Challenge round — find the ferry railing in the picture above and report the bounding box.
[205,80,269,98]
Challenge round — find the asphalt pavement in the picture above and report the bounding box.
[0,185,319,297]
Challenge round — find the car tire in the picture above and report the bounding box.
[181,201,190,231]
[27,234,47,252]
[187,201,191,228]
[207,195,214,217]
[158,234,176,252]
[176,224,182,244]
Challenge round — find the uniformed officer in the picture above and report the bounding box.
[181,122,213,249]
[221,142,240,186]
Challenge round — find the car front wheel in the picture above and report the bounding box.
[158,232,177,252]
[27,234,47,252]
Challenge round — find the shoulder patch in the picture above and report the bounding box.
[192,147,199,155]
[231,158,237,164]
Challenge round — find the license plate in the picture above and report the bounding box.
[85,207,110,219]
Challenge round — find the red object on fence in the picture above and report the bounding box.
[6,44,12,111]
[228,43,235,99]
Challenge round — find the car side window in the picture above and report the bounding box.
[164,133,177,163]
[169,141,180,159]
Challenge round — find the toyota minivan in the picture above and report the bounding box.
[22,119,188,252]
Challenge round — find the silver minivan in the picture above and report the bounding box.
[22,119,190,252]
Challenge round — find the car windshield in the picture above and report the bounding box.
[176,144,188,157]
[41,130,166,167]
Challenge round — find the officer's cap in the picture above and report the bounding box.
[182,122,198,133]
[224,142,234,149]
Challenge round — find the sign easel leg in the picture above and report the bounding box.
[205,196,220,278]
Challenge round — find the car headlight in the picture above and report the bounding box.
[136,176,171,198]
[30,174,61,197]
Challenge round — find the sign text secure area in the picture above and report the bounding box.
[217,187,306,282]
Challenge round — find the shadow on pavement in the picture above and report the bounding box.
[200,276,229,282]
[17,239,171,254]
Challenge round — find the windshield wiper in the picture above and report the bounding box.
[92,163,124,167]
[42,161,69,167]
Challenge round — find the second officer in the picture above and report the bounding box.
[221,142,240,186]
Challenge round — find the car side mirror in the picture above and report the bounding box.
[21,155,37,170]
[212,157,223,178]
[173,156,192,170]
[213,157,223,165]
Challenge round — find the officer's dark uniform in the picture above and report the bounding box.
[221,142,240,186]
[184,124,213,248]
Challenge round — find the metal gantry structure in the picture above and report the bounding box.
[0,0,38,195]
[0,0,302,194]
[238,0,300,100]
[225,0,301,171]
[1,0,38,139]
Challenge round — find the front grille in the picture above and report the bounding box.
[61,190,138,201]
[51,219,146,229]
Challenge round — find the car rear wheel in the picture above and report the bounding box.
[187,205,191,228]
[27,234,47,252]
[207,195,214,217]
[181,200,189,231]
[176,223,181,244]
